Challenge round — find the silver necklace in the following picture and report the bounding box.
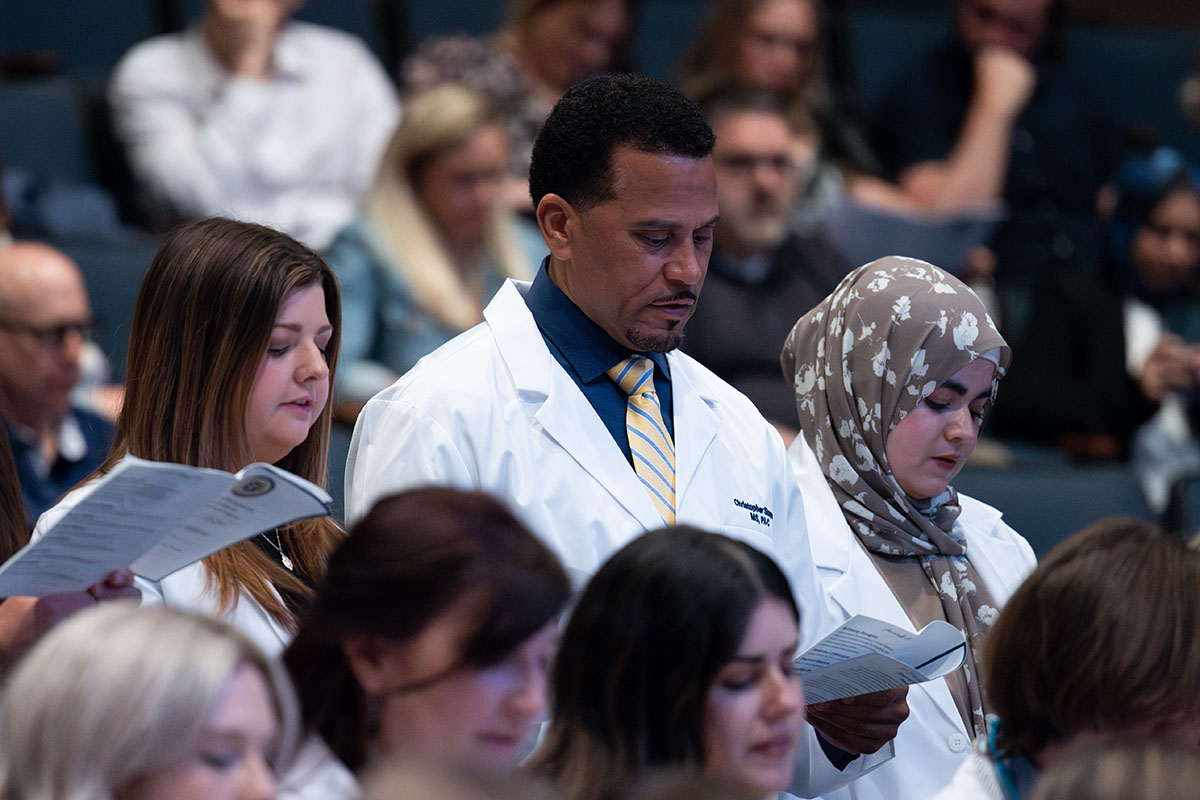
[259,529,294,571]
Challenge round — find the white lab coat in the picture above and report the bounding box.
[929,742,1009,800]
[787,437,1036,800]
[279,735,361,800]
[32,481,293,657]
[346,279,891,797]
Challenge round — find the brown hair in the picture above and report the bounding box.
[529,526,799,800]
[675,0,828,107]
[1030,740,1200,800]
[284,488,570,771]
[0,425,27,562]
[95,217,343,628]
[985,517,1200,761]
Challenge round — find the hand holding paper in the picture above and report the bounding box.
[0,455,332,596]
[806,686,910,755]
[795,615,967,704]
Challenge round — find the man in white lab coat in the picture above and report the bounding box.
[345,73,907,797]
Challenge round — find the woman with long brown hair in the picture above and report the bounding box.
[0,426,26,565]
[29,216,344,655]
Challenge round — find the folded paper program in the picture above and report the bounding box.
[795,614,967,703]
[0,454,331,596]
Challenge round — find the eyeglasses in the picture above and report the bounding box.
[744,30,818,57]
[0,319,93,350]
[715,153,799,178]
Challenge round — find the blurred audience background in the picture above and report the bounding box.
[4,0,1200,545]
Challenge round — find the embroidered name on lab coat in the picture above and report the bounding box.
[733,498,773,527]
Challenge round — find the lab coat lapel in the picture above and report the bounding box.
[826,543,967,733]
[486,281,662,525]
[666,352,721,510]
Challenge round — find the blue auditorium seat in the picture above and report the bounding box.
[0,0,159,80]
[953,461,1155,558]
[0,77,93,184]
[56,233,162,383]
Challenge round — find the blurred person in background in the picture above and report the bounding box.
[990,143,1200,511]
[871,0,1118,341]
[682,84,850,441]
[676,0,1034,232]
[401,0,632,212]
[0,242,112,530]
[323,84,546,411]
[110,0,399,249]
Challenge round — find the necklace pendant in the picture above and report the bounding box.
[281,554,294,571]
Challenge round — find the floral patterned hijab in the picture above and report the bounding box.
[781,256,1011,736]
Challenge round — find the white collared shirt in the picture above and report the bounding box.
[109,20,400,249]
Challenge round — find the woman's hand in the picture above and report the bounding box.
[973,45,1036,122]
[805,686,911,755]
[33,569,139,629]
[1140,334,1199,401]
[0,570,140,671]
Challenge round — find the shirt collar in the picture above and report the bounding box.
[525,259,672,384]
[270,21,312,79]
[6,410,88,477]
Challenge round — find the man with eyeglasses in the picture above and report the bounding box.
[0,242,113,529]
[683,85,851,446]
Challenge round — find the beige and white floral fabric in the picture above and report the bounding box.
[781,256,1011,736]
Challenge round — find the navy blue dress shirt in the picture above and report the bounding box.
[523,260,673,464]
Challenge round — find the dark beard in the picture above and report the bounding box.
[625,324,684,353]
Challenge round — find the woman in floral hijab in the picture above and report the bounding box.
[781,256,1036,800]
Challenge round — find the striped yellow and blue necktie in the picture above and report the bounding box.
[608,356,676,525]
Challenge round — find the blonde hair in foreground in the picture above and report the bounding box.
[1030,740,1200,800]
[0,603,300,800]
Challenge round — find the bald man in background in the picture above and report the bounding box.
[0,243,113,529]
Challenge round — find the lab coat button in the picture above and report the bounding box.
[948,733,969,753]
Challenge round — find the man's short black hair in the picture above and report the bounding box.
[529,73,716,212]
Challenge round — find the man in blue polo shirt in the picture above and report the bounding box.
[0,242,113,530]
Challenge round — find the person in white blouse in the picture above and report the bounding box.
[109,0,400,250]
